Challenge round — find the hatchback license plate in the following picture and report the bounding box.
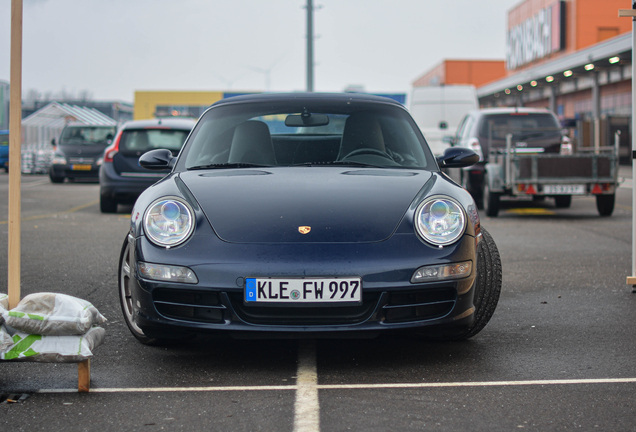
[543,184,585,195]
[245,277,362,304]
[71,164,92,171]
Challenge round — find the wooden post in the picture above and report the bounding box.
[8,0,23,309]
[78,359,91,392]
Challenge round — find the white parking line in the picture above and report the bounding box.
[293,339,320,432]
[36,377,636,394]
[316,377,636,389]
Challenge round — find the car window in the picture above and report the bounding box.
[455,116,467,141]
[461,116,474,141]
[479,113,560,141]
[59,126,115,145]
[180,101,435,170]
[119,129,190,156]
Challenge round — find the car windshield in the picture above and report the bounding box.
[60,126,116,145]
[479,113,561,141]
[119,129,190,156]
[180,99,434,170]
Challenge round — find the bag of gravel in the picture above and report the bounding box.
[1,326,106,362]
[3,293,106,336]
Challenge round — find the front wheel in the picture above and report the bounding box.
[423,228,502,341]
[49,173,64,183]
[596,194,615,217]
[118,237,162,345]
[483,173,500,217]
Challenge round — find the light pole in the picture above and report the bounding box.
[306,0,314,92]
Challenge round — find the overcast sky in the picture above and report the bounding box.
[0,0,521,102]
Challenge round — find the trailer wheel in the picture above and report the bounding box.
[554,195,572,208]
[596,194,615,217]
[483,173,500,217]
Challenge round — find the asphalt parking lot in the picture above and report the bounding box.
[0,171,635,431]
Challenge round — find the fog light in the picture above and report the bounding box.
[138,262,198,284]
[411,261,472,283]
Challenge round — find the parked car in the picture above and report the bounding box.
[452,107,570,207]
[0,130,8,172]
[49,124,117,183]
[118,93,501,345]
[99,118,195,213]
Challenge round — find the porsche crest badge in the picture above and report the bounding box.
[298,226,311,234]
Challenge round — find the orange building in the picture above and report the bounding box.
[412,60,507,88]
[477,0,631,157]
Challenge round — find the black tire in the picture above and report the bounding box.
[483,173,500,217]
[100,195,118,213]
[49,173,64,183]
[596,194,615,217]
[118,237,162,345]
[421,228,502,341]
[554,195,572,208]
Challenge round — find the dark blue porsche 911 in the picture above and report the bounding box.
[119,93,502,344]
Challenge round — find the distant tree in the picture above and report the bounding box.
[77,89,93,102]
[24,88,42,104]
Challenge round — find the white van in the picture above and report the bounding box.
[408,85,478,156]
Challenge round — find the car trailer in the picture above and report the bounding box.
[482,130,620,217]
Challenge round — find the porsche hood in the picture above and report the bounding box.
[179,168,433,243]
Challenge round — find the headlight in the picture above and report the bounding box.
[52,154,67,165]
[415,196,466,246]
[143,197,195,247]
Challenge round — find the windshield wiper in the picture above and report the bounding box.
[187,162,271,170]
[292,161,379,168]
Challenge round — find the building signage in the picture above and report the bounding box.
[506,1,565,70]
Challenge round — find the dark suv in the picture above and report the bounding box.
[99,118,195,213]
[49,124,117,183]
[453,107,569,207]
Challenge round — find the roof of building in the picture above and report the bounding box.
[21,101,117,128]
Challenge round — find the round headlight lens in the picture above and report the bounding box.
[415,196,466,246]
[144,197,195,247]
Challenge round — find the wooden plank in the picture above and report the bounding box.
[78,359,91,392]
[8,0,23,309]
[618,9,636,17]
[627,277,636,285]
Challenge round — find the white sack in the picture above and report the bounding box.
[0,294,8,325]
[3,292,107,336]
[0,325,13,352]
[1,326,106,362]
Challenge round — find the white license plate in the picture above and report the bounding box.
[543,184,585,195]
[245,277,362,304]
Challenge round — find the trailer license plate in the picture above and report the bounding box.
[245,277,362,304]
[543,184,585,195]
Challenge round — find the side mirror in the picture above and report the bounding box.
[139,149,174,170]
[437,147,479,168]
